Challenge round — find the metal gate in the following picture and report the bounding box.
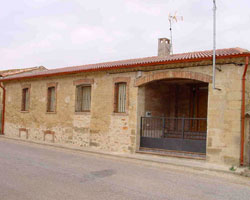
[140,117,207,153]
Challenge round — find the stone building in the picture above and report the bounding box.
[1,39,250,166]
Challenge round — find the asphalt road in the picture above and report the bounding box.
[0,138,250,200]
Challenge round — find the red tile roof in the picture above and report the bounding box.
[1,48,249,82]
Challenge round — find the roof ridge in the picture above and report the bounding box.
[172,47,248,56]
[48,47,247,71]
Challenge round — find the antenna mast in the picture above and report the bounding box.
[169,17,173,55]
[168,12,183,55]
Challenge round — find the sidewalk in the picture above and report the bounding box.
[1,135,249,177]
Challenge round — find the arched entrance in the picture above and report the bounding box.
[137,71,211,154]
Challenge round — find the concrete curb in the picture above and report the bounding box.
[0,135,248,177]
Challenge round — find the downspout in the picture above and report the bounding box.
[0,82,6,135]
[240,56,249,166]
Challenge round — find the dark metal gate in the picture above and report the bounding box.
[140,117,207,154]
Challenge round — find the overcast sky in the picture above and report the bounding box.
[1,0,250,70]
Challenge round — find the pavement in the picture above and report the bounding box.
[0,138,250,200]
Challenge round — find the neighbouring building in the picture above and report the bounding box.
[0,66,47,131]
[1,39,250,166]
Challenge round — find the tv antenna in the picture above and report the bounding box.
[168,12,183,55]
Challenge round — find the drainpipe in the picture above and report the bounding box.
[240,56,249,166]
[0,82,6,135]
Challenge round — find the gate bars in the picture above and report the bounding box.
[140,117,207,140]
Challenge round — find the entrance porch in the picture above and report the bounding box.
[138,78,208,155]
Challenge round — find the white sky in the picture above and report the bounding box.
[1,0,250,70]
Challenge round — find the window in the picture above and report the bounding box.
[75,85,91,112]
[114,83,127,113]
[47,86,56,112]
[21,88,30,111]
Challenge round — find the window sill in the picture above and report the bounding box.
[75,111,91,115]
[46,111,57,114]
[113,112,128,116]
[20,110,29,113]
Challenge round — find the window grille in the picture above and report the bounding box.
[22,88,29,111]
[76,85,91,112]
[115,83,126,113]
[47,87,56,112]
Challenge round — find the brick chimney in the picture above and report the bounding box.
[158,38,171,56]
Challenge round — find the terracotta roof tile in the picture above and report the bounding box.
[1,47,249,81]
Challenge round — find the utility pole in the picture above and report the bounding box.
[212,0,216,89]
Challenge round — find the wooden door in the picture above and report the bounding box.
[190,85,208,132]
[197,87,208,132]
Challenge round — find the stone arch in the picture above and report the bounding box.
[135,71,212,86]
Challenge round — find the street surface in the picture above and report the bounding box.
[0,138,250,200]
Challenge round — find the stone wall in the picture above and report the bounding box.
[4,71,138,153]
[144,82,196,118]
[206,65,243,165]
[245,119,250,165]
